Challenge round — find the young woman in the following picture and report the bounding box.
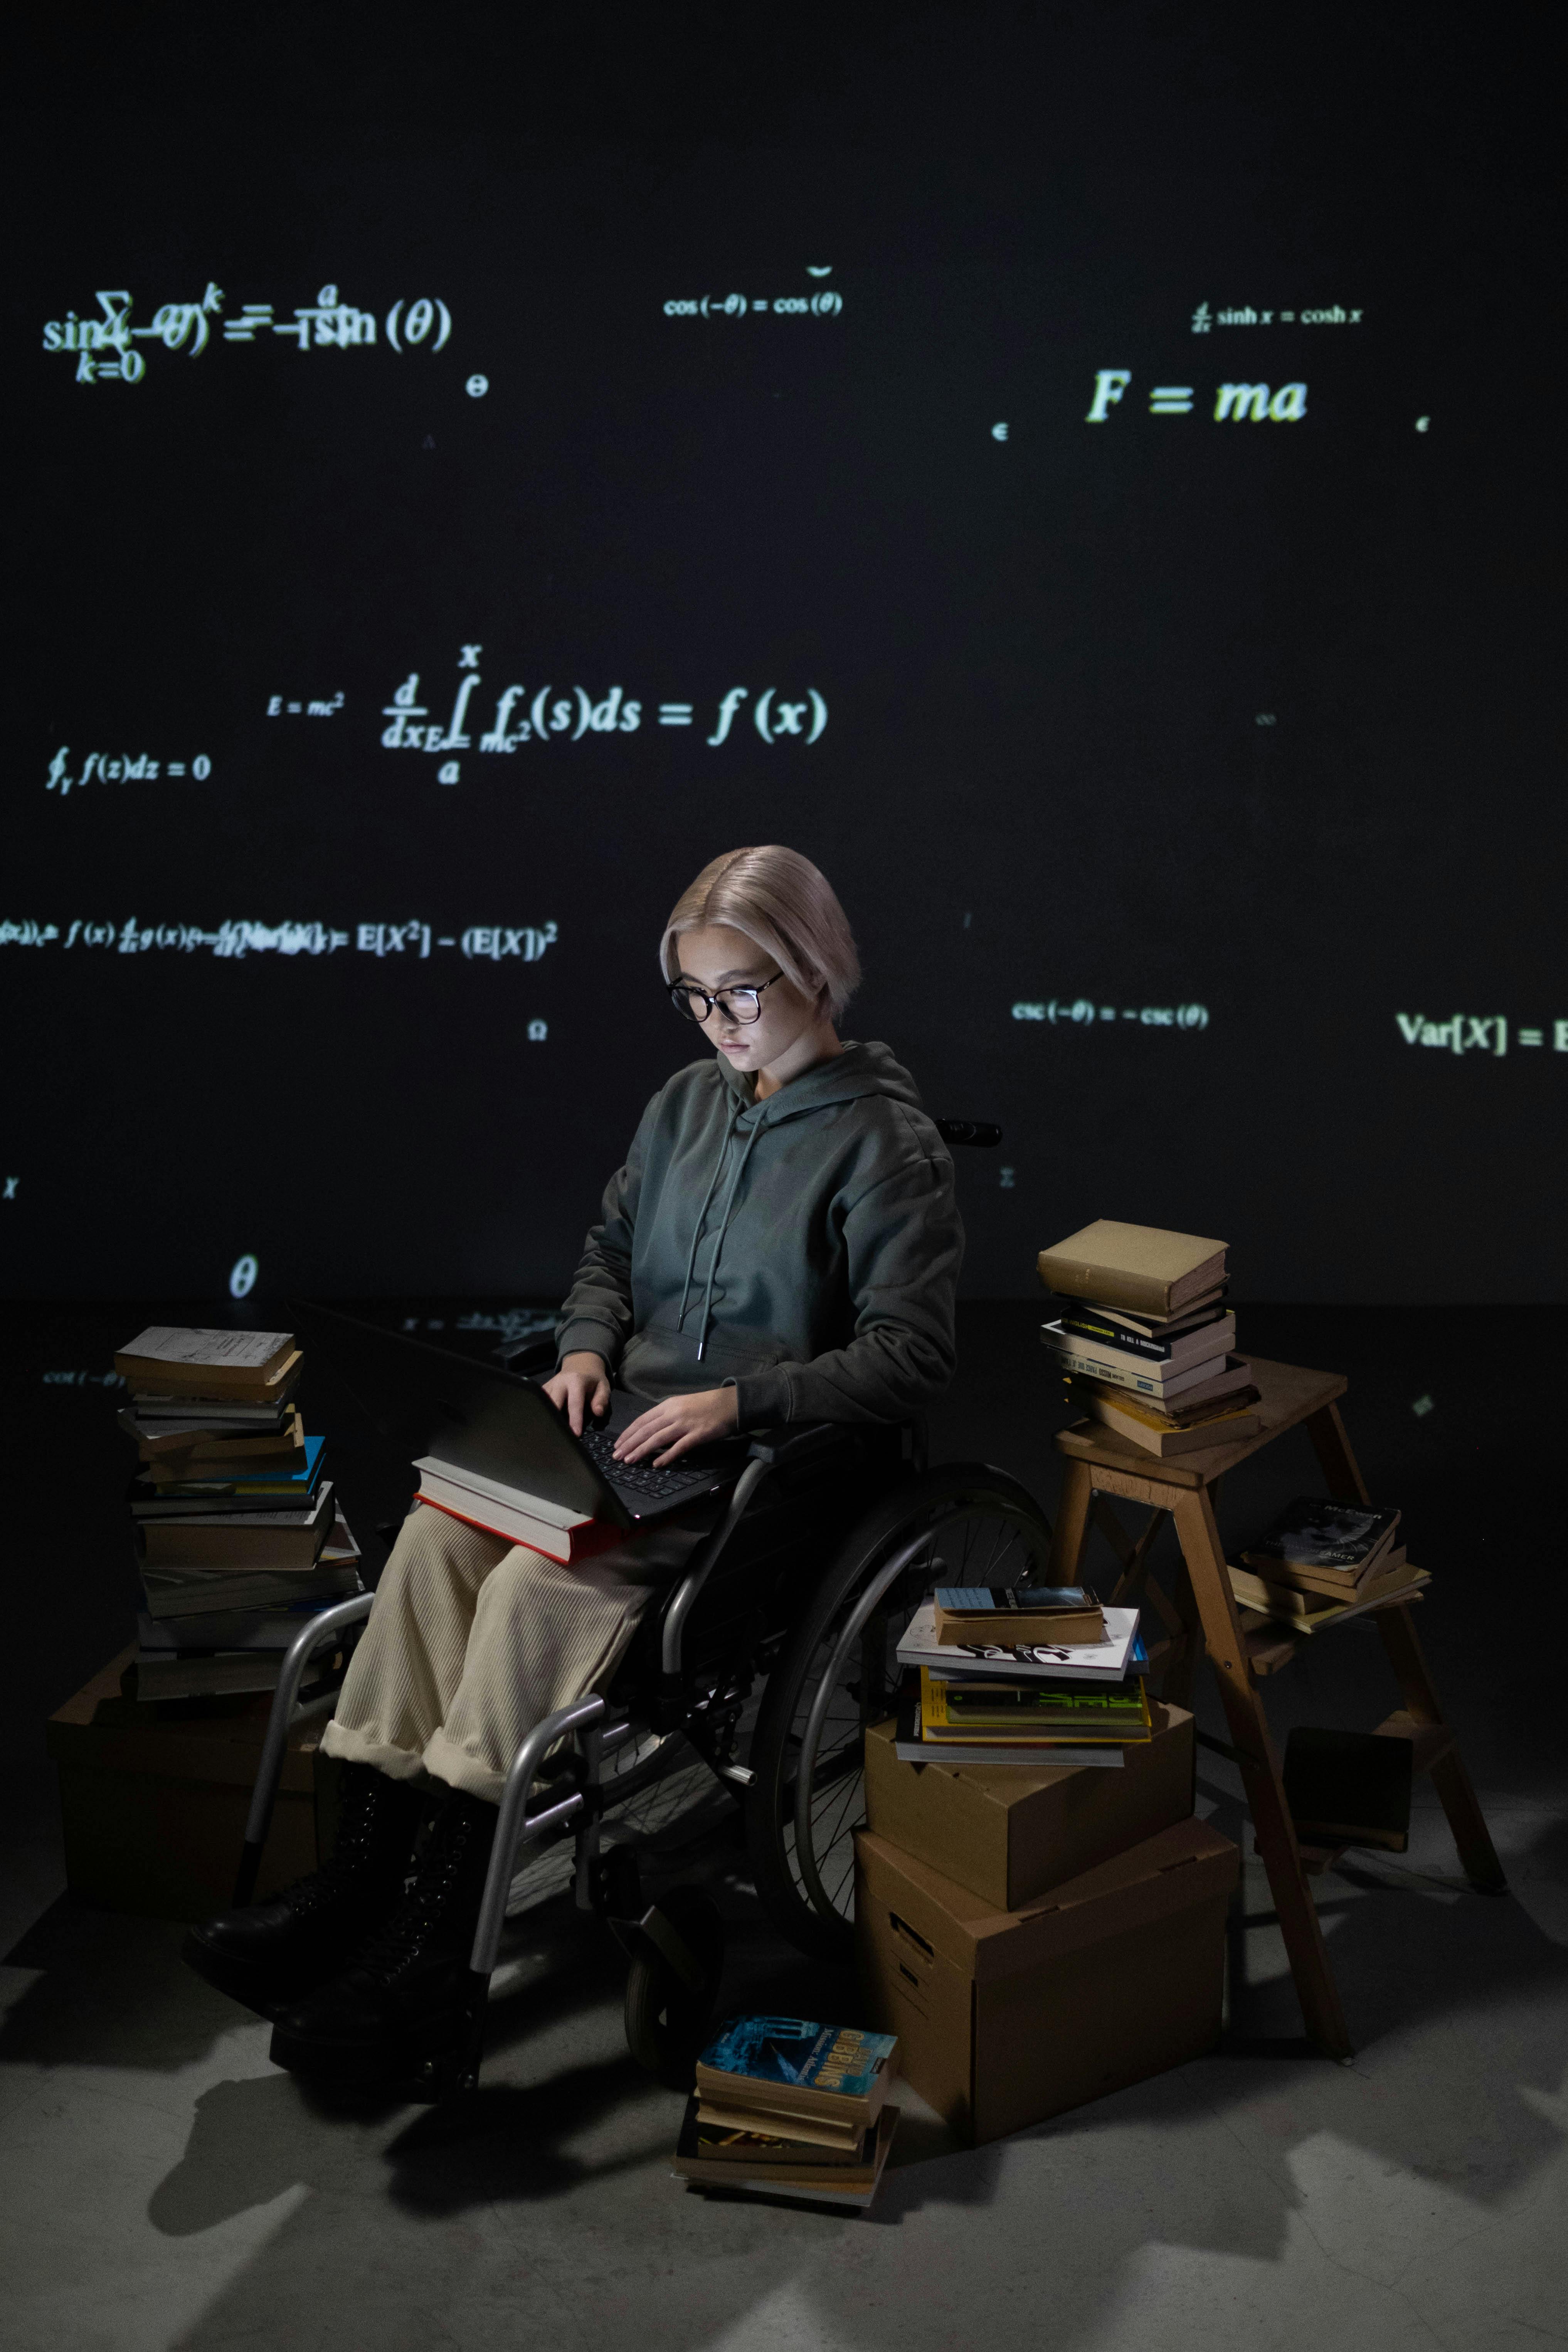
[186,845,963,2077]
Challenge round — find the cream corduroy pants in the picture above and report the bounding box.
[319,1503,684,1804]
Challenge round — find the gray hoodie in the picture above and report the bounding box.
[554,1041,962,1428]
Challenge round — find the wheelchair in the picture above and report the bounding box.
[233,1122,1053,2099]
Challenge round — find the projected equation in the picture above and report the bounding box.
[267,693,345,718]
[1012,999,1210,1031]
[1086,372,1308,423]
[1191,302,1364,332]
[1,916,559,964]
[381,653,828,776]
[662,291,843,319]
[46,749,212,795]
[41,286,452,387]
[1396,1013,1568,1057]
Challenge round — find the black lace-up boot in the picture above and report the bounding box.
[183,1763,422,2016]
[268,1786,498,2083]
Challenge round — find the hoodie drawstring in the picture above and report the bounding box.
[695,1113,766,1360]
[676,1101,742,1339]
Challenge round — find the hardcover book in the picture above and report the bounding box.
[1036,1220,1228,1316]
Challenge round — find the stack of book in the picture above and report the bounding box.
[893,1586,1151,1769]
[115,1327,362,1699]
[1037,1218,1260,1457]
[673,2017,901,2208]
[1227,1497,1429,1636]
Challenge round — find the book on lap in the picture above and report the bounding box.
[412,1458,619,1564]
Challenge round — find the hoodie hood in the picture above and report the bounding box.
[555,1040,962,1428]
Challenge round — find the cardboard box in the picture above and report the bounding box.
[47,1648,325,1920]
[856,1816,1238,2145]
[863,1701,1195,1911]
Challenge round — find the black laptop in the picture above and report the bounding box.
[294,1302,743,1531]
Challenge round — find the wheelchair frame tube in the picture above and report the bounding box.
[469,1692,607,1976]
[660,1456,770,1676]
[232,1590,376,1906]
[791,1526,939,1926]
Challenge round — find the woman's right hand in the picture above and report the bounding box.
[541,1351,612,1434]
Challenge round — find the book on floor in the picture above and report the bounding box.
[135,1482,335,1568]
[673,2097,899,2207]
[893,1684,1125,1769]
[932,1584,1106,1647]
[695,2018,898,2133]
[898,1599,1143,1684]
[1036,1220,1228,1317]
[139,1559,362,1618]
[121,1408,307,1467]
[124,1378,302,1428]
[1281,1727,1414,1853]
[919,1667,1152,1742]
[412,1458,621,1564]
[129,1433,326,1507]
[114,1327,300,1397]
[1241,1498,1401,1576]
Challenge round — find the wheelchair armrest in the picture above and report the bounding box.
[745,1421,857,1470]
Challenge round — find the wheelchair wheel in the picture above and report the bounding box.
[623,1885,726,2089]
[744,1464,1052,1961]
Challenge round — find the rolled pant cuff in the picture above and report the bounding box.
[319,1718,429,1781]
[420,1727,506,1807]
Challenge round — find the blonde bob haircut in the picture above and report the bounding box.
[660,846,861,1020]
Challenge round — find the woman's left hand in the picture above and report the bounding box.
[614,1386,739,1467]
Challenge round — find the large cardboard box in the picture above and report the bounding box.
[863,1701,1195,1911]
[47,1648,325,1920]
[856,1816,1238,2145]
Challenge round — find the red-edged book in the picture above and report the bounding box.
[411,1456,624,1564]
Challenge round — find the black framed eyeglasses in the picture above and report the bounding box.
[669,971,786,1026]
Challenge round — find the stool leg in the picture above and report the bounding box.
[1305,1400,1372,1506]
[1160,1550,1205,1713]
[1376,1604,1507,1892]
[1049,1461,1095,1582]
[1172,1488,1353,2059]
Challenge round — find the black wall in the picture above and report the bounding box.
[9,4,1561,1303]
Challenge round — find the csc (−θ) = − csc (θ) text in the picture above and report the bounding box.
[1011,998,1210,1032]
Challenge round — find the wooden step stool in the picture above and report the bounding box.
[1048,1356,1505,2059]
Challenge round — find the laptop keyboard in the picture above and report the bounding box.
[578,1423,715,1501]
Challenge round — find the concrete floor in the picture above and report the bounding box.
[3,1302,1566,2349]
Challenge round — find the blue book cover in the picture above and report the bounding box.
[154,1435,325,1494]
[698,2017,896,2100]
[936,1585,1090,1612]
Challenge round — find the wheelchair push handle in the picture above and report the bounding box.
[935,1117,1002,1148]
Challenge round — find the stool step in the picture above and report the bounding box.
[1373,1711,1455,1778]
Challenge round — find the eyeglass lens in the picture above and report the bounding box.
[672,985,762,1023]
